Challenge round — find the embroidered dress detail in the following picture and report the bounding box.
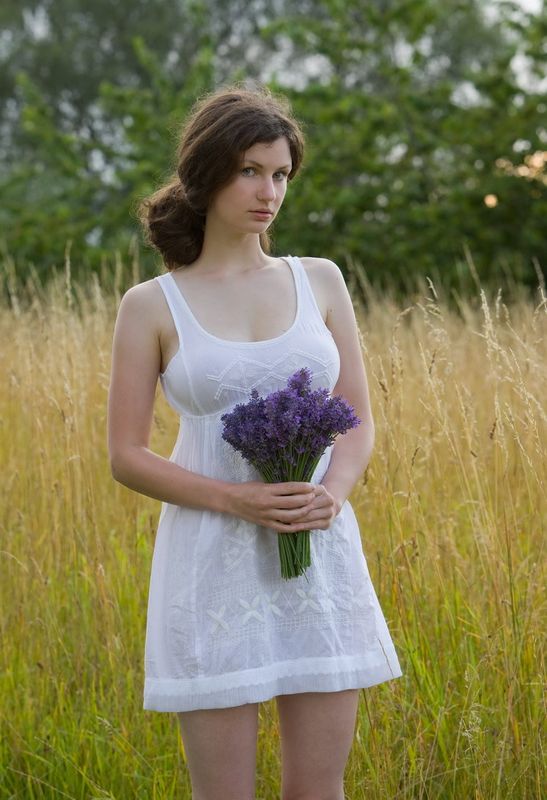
[143,255,403,711]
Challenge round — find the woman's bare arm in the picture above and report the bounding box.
[301,257,376,513]
[107,282,316,528]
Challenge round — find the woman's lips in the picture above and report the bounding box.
[249,210,273,218]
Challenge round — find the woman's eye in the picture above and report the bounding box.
[241,167,288,180]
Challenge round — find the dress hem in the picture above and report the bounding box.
[143,649,403,712]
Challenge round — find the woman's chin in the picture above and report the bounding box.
[248,217,274,228]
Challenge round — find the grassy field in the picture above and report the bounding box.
[0,259,545,799]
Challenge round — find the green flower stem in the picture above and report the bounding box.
[258,451,326,580]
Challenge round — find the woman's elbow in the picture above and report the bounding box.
[109,449,131,484]
[110,455,125,483]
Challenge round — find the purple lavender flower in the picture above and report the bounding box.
[220,367,361,580]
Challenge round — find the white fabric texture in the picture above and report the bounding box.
[143,255,403,712]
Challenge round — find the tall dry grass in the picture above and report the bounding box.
[0,256,545,799]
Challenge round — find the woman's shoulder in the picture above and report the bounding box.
[295,257,344,322]
[298,255,337,266]
[119,275,167,307]
[298,255,342,277]
[297,256,345,292]
[115,276,170,335]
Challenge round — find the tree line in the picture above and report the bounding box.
[1,0,545,298]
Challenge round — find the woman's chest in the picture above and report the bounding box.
[158,264,329,374]
[160,326,341,418]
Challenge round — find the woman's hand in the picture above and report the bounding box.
[226,481,341,534]
[292,483,341,532]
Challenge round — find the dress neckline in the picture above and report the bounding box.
[166,256,301,347]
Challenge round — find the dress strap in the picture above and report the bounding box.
[154,272,187,349]
[288,256,328,330]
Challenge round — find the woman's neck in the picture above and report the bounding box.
[194,223,270,276]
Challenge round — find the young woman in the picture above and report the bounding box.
[107,84,402,800]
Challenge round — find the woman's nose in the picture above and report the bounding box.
[257,176,276,200]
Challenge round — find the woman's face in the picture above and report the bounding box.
[207,137,292,234]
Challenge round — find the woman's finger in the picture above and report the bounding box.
[273,482,315,496]
[266,506,315,524]
[272,492,317,509]
[273,505,334,529]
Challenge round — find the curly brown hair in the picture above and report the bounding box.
[138,83,305,270]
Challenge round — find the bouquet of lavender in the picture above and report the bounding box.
[220,367,361,580]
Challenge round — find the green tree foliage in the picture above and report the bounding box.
[0,1,212,147]
[264,0,547,291]
[0,0,545,293]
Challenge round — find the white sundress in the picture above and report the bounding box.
[143,254,403,712]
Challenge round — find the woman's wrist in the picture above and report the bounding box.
[332,496,344,516]
[320,481,345,516]
[213,480,238,514]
